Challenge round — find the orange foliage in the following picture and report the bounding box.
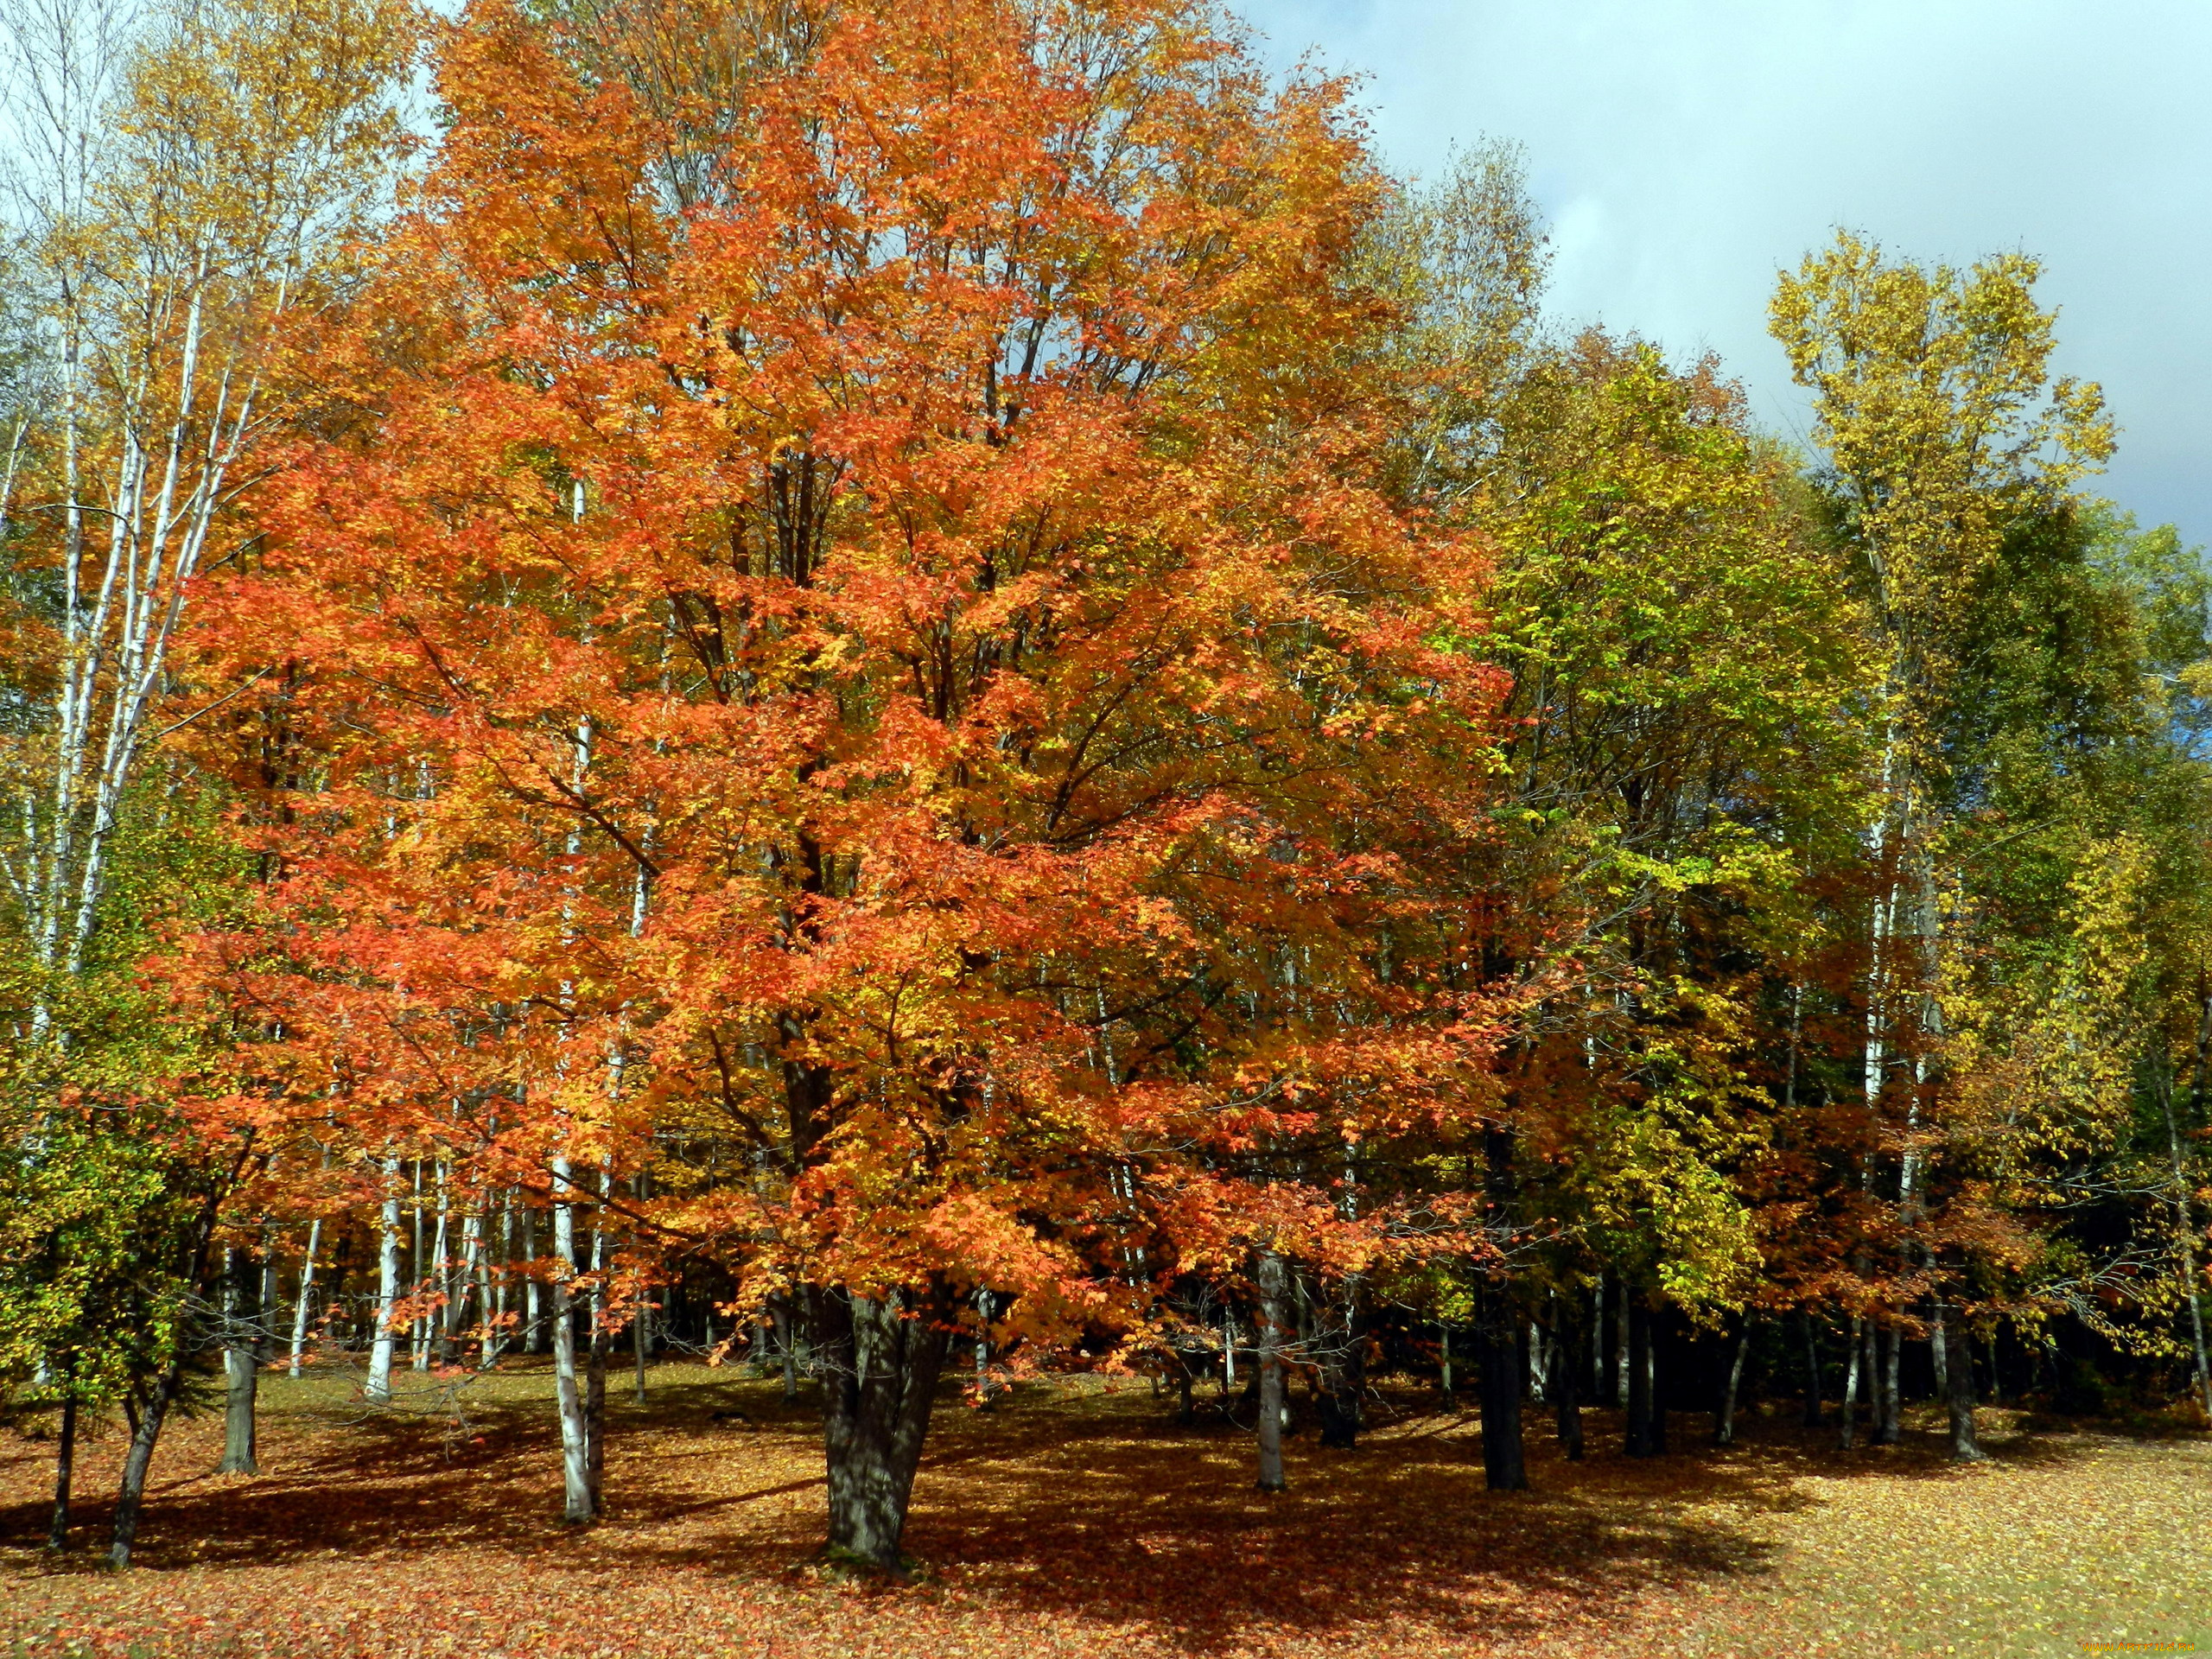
[181,0,1516,1401]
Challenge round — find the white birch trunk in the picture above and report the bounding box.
[1838,1314,1863,1449]
[550,1155,595,1522]
[289,1217,321,1379]
[366,1158,403,1402]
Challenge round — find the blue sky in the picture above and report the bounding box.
[1238,1,2212,543]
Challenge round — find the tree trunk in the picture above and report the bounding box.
[367,1160,403,1402]
[1479,1124,1527,1486]
[1480,1288,1527,1487]
[1553,1294,1584,1460]
[973,1288,994,1410]
[411,1160,429,1370]
[448,1202,481,1358]
[1591,1275,1606,1404]
[1800,1310,1823,1427]
[220,1244,262,1476]
[2164,1038,2212,1418]
[523,1204,544,1354]
[1930,1303,1949,1400]
[429,1166,454,1363]
[1716,1320,1751,1446]
[289,1217,322,1378]
[47,1389,76,1551]
[633,1289,652,1406]
[1316,1279,1363,1450]
[108,1363,185,1570]
[1254,1250,1288,1493]
[775,1297,800,1404]
[1624,1297,1659,1456]
[1876,1319,1901,1445]
[586,1295,608,1509]
[550,1167,596,1523]
[1439,1322,1453,1401]
[1839,1314,1863,1449]
[481,1197,507,1368]
[1942,1303,1986,1461]
[1614,1278,1630,1408]
[811,1284,952,1568]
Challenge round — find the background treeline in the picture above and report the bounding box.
[3,0,2209,1574]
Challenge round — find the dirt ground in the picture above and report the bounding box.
[3,1363,2206,1657]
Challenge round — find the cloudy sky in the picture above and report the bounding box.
[1240,0,2210,543]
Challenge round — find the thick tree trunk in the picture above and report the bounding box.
[1553,1294,1584,1460]
[1480,1289,1527,1487]
[1942,1305,1986,1462]
[220,1246,261,1476]
[47,1389,76,1551]
[1624,1298,1659,1456]
[1254,1250,1288,1493]
[811,1284,952,1568]
[1716,1320,1751,1446]
[1439,1322,1454,1402]
[1930,1303,1949,1399]
[634,1291,652,1405]
[108,1364,184,1570]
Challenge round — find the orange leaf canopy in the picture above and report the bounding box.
[203,0,1516,1344]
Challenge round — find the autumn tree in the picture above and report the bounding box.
[188,0,1523,1567]
[1771,233,2119,1458]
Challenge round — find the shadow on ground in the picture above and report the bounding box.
[5,1365,2183,1656]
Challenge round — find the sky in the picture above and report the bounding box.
[1238,0,2212,543]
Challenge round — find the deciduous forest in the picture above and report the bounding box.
[2,1,2209,1655]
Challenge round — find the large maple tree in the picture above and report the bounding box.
[190,0,1521,1563]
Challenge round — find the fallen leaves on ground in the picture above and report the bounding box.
[1,1369,2205,1658]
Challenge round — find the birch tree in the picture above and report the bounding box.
[1772,233,2113,1460]
[0,0,419,1562]
[0,0,417,1010]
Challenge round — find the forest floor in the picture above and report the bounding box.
[1,1363,2207,1658]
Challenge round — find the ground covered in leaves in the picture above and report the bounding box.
[2,1364,2206,1657]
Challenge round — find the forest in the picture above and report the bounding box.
[2,0,2209,1654]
